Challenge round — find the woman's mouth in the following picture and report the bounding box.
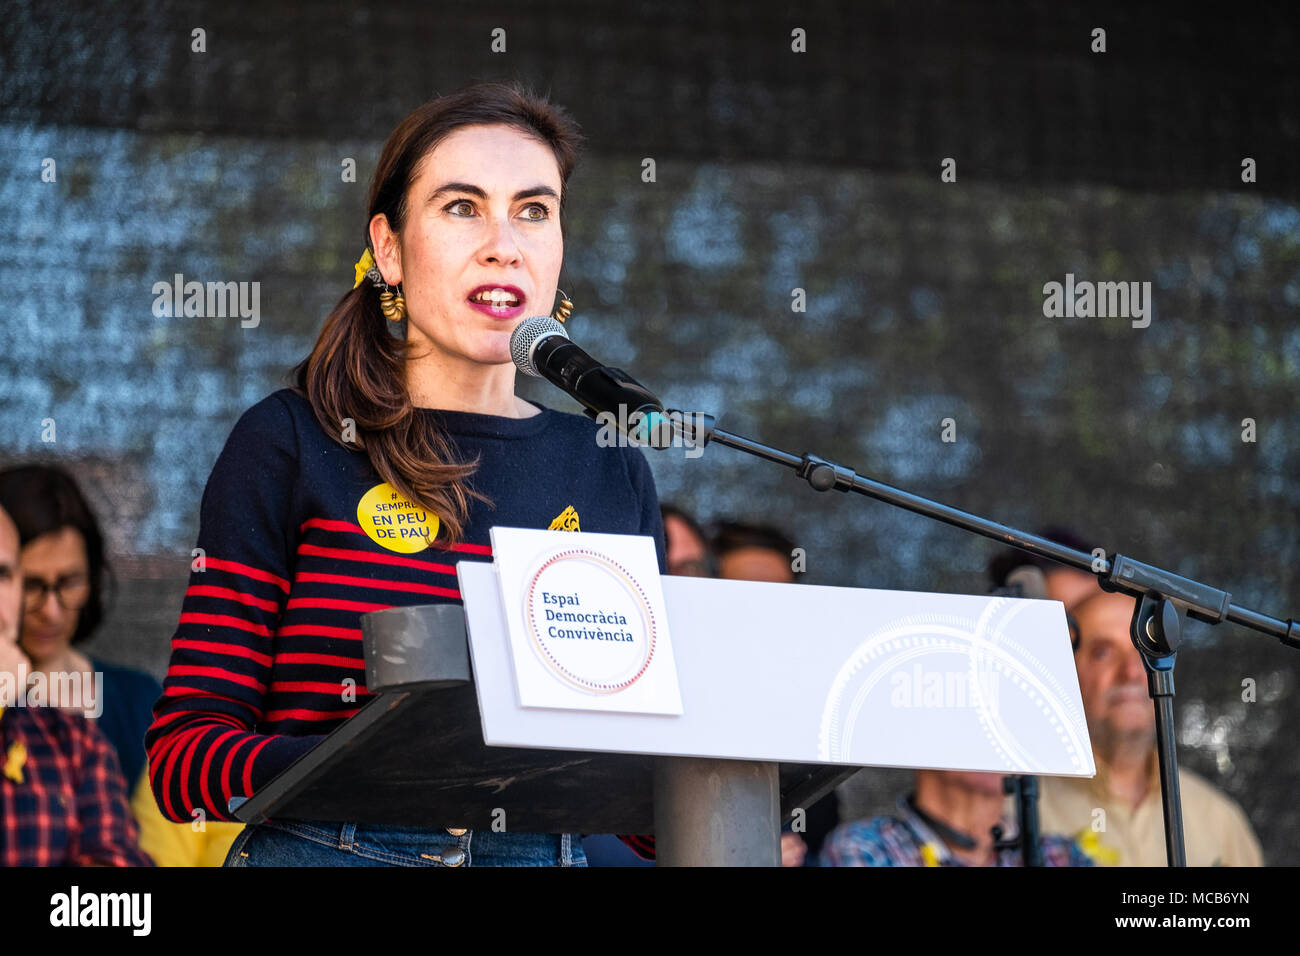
[467,285,526,320]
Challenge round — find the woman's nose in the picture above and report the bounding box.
[479,215,522,264]
[33,591,63,619]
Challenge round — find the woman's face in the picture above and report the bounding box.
[20,526,89,667]
[372,123,565,368]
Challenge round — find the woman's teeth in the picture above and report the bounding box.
[471,290,520,306]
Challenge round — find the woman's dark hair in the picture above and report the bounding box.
[293,80,585,542]
[0,464,108,645]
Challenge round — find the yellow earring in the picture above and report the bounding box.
[552,289,573,324]
[353,247,406,323]
[380,286,406,322]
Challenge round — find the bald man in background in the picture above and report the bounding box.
[1038,589,1263,866]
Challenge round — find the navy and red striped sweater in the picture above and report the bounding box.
[146,387,665,852]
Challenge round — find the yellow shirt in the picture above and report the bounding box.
[1037,753,1263,867]
[129,770,244,867]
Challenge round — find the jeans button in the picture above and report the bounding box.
[446,827,468,836]
[442,847,466,867]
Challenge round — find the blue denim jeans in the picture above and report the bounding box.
[223,820,586,867]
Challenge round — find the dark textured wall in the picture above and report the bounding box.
[2,0,1297,862]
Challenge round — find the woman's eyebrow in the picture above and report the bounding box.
[428,182,559,203]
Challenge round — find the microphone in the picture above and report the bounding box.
[510,316,673,448]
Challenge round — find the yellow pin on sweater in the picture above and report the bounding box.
[548,506,581,532]
[1075,828,1120,866]
[4,739,26,785]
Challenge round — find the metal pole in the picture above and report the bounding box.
[653,757,780,866]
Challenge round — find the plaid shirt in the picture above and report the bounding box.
[823,795,1092,867]
[1,704,152,867]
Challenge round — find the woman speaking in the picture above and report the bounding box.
[145,81,666,867]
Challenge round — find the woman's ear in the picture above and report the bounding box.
[368,213,402,287]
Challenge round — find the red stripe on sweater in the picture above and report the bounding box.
[299,517,493,556]
[285,596,395,614]
[275,652,365,669]
[204,558,291,593]
[149,708,244,736]
[173,638,273,668]
[263,705,362,723]
[300,517,363,535]
[269,680,371,695]
[199,729,244,819]
[158,725,209,821]
[170,665,267,694]
[147,715,244,781]
[220,736,255,812]
[294,571,461,598]
[242,737,276,800]
[149,716,211,768]
[444,542,494,556]
[180,611,272,638]
[177,727,210,820]
[297,542,458,576]
[160,685,264,720]
[186,584,281,613]
[274,624,363,641]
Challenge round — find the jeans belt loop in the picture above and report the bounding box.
[339,822,357,851]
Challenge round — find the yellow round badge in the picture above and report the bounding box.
[356,482,440,553]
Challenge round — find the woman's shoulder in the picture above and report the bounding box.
[239,387,312,427]
[219,388,322,455]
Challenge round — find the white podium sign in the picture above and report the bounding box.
[488,527,683,715]
[458,546,1095,777]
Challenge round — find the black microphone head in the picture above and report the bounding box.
[510,315,569,376]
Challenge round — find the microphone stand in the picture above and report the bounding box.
[992,775,1043,866]
[664,409,1300,867]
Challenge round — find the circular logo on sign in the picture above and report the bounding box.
[817,603,1090,774]
[524,549,656,694]
[356,482,439,553]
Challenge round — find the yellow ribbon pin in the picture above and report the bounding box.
[1075,829,1120,866]
[548,505,581,532]
[4,740,27,785]
[353,248,376,289]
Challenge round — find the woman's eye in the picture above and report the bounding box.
[447,200,475,216]
[523,203,551,221]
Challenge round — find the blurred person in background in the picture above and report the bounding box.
[988,528,1262,865]
[712,519,840,867]
[0,464,242,865]
[0,500,150,866]
[661,503,712,577]
[1037,590,1263,866]
[823,769,1091,866]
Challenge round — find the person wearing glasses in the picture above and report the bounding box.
[0,495,151,866]
[0,464,242,865]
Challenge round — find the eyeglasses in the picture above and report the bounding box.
[22,574,90,613]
